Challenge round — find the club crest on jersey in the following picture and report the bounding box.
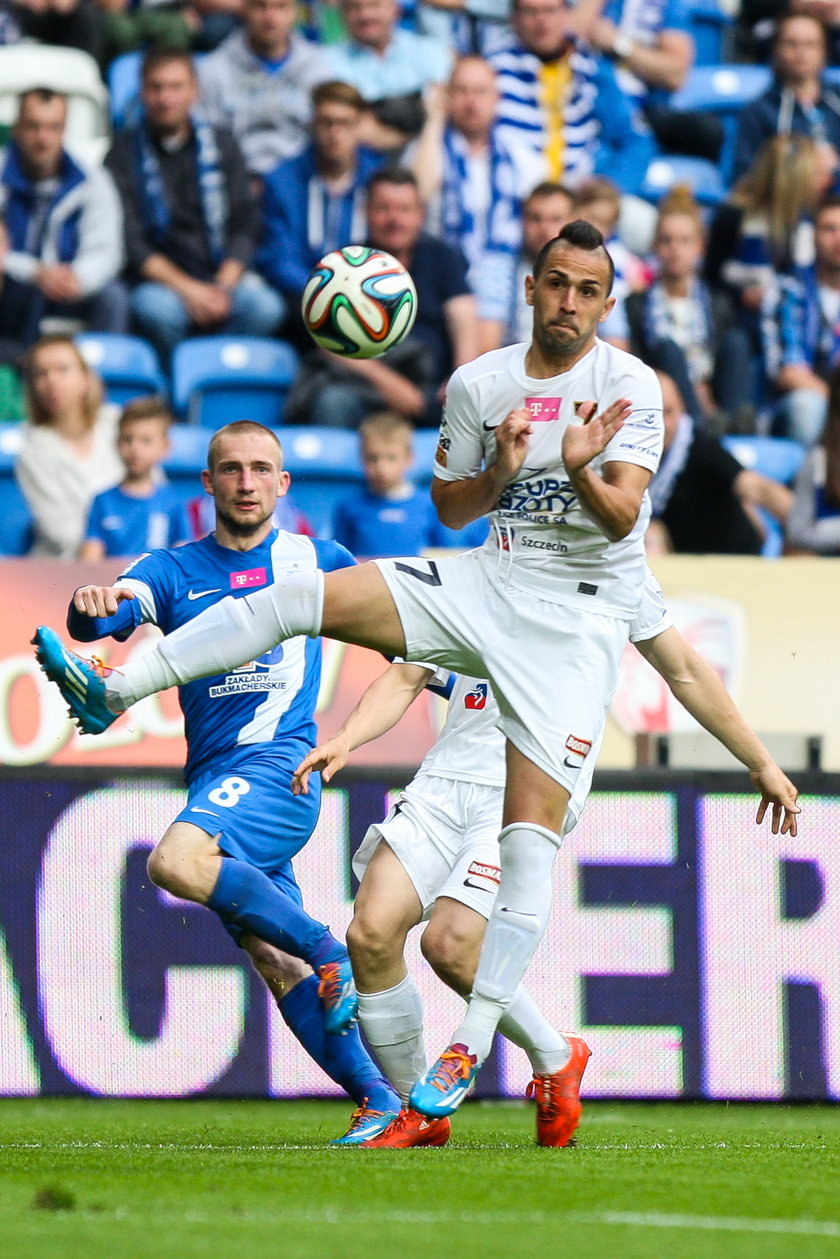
[435,441,448,468]
[230,567,267,589]
[565,734,592,758]
[464,682,488,710]
[525,396,562,422]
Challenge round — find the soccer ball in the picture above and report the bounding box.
[301,245,417,359]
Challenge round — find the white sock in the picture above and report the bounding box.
[450,823,560,1065]
[356,975,426,1105]
[106,572,325,708]
[498,986,570,1075]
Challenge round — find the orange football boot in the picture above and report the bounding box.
[526,1035,591,1147]
[361,1107,451,1148]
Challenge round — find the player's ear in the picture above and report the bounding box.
[524,274,536,306]
[277,469,291,497]
[598,295,616,323]
[200,468,214,495]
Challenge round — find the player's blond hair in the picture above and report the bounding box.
[206,421,284,471]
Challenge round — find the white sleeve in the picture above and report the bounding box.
[602,362,664,474]
[433,368,485,483]
[629,567,673,642]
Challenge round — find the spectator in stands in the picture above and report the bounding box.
[763,194,840,446]
[15,334,123,557]
[285,166,479,428]
[485,0,655,197]
[108,48,284,368]
[646,370,792,556]
[259,81,384,311]
[79,396,190,560]
[733,13,840,188]
[410,55,543,350]
[332,410,487,553]
[198,0,328,180]
[323,0,452,150]
[572,177,648,349]
[706,133,828,343]
[586,0,723,163]
[0,88,127,355]
[626,187,756,434]
[499,179,574,347]
[787,361,840,552]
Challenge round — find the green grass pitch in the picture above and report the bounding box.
[1,1099,838,1259]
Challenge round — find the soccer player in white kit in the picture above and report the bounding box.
[291,576,800,1147]
[34,220,666,1130]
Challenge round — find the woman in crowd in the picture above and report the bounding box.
[15,335,123,558]
[787,363,840,553]
[705,134,831,327]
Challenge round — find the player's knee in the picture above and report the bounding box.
[346,911,401,971]
[420,922,477,995]
[146,842,202,901]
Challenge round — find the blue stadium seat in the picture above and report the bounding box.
[0,425,32,555]
[686,0,731,66]
[107,50,143,129]
[641,155,725,206]
[76,333,167,406]
[722,434,807,558]
[172,336,300,427]
[668,64,772,183]
[280,426,365,537]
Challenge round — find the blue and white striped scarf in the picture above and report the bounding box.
[441,125,522,262]
[133,113,227,267]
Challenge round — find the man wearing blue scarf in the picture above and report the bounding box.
[106,48,284,367]
[0,88,127,357]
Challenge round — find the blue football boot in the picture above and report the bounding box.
[33,626,119,735]
[317,957,358,1034]
[409,1044,479,1118]
[330,1101,400,1146]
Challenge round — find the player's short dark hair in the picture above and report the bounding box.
[206,421,283,471]
[312,80,365,112]
[119,396,174,433]
[532,219,615,294]
[141,47,196,82]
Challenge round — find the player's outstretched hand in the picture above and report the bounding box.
[72,585,136,618]
[751,765,801,836]
[562,397,632,472]
[292,736,352,795]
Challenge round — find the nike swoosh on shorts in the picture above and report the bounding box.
[462,878,494,893]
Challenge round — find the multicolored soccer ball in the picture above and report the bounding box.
[301,246,417,359]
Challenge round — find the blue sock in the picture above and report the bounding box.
[279,976,399,1112]
[208,857,344,967]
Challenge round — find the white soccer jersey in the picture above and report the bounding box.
[434,340,664,617]
[419,568,673,792]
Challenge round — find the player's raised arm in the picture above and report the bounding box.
[562,398,651,541]
[432,407,532,530]
[636,626,801,835]
[292,661,435,794]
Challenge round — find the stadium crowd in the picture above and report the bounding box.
[3,0,840,556]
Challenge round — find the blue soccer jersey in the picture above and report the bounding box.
[67,529,355,784]
[85,484,192,556]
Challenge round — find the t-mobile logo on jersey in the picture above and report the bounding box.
[230,567,267,589]
[525,397,562,422]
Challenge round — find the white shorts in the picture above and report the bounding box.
[352,772,503,920]
[376,550,628,795]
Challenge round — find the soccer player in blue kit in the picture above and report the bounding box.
[59,420,401,1143]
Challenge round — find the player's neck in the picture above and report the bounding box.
[212,522,274,552]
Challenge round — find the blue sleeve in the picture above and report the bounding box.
[67,594,143,643]
[312,537,358,571]
[84,492,107,544]
[256,164,313,299]
[592,58,656,195]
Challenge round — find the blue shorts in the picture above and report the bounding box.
[177,743,321,903]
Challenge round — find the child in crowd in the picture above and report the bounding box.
[333,410,488,556]
[79,397,191,560]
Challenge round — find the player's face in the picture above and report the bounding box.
[204,433,289,538]
[118,418,170,480]
[362,436,412,495]
[525,243,614,360]
[366,182,424,257]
